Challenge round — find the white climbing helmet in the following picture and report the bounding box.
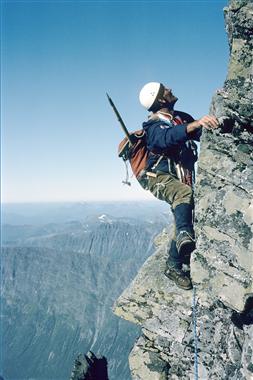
[139,82,164,111]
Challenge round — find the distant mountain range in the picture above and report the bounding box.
[1,202,171,380]
[2,201,169,225]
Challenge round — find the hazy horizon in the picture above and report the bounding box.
[2,199,171,226]
[2,199,165,206]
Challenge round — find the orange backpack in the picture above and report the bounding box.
[118,130,148,181]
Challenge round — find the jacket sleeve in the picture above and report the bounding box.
[175,110,202,141]
[187,127,202,141]
[147,122,195,151]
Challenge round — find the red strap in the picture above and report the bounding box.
[173,116,183,125]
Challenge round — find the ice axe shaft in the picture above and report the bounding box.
[106,93,134,146]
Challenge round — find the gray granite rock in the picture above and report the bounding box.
[192,0,253,313]
[241,325,253,379]
[114,235,250,379]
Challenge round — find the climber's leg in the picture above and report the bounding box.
[148,172,195,264]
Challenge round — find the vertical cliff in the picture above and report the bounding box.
[114,1,253,379]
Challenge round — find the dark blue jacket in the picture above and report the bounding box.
[142,111,202,173]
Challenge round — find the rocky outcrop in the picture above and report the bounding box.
[70,351,109,380]
[114,1,253,379]
[193,0,253,313]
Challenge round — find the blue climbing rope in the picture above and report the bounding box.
[192,285,199,380]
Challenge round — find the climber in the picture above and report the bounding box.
[139,82,219,290]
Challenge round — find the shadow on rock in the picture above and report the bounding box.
[70,351,109,380]
[231,296,253,329]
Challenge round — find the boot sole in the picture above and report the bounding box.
[164,270,193,290]
[177,240,196,264]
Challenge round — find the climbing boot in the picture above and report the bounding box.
[167,240,181,269]
[176,230,195,264]
[173,203,196,263]
[164,265,192,290]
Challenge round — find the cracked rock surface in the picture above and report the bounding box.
[193,0,253,313]
[114,1,253,379]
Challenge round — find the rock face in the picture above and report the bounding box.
[70,351,109,380]
[193,0,253,315]
[114,1,253,379]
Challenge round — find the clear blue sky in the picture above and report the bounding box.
[1,0,229,203]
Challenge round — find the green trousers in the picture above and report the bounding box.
[147,171,194,239]
[147,172,194,210]
[144,171,195,268]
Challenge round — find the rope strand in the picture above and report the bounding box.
[192,285,199,380]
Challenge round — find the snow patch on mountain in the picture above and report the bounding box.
[98,214,113,224]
